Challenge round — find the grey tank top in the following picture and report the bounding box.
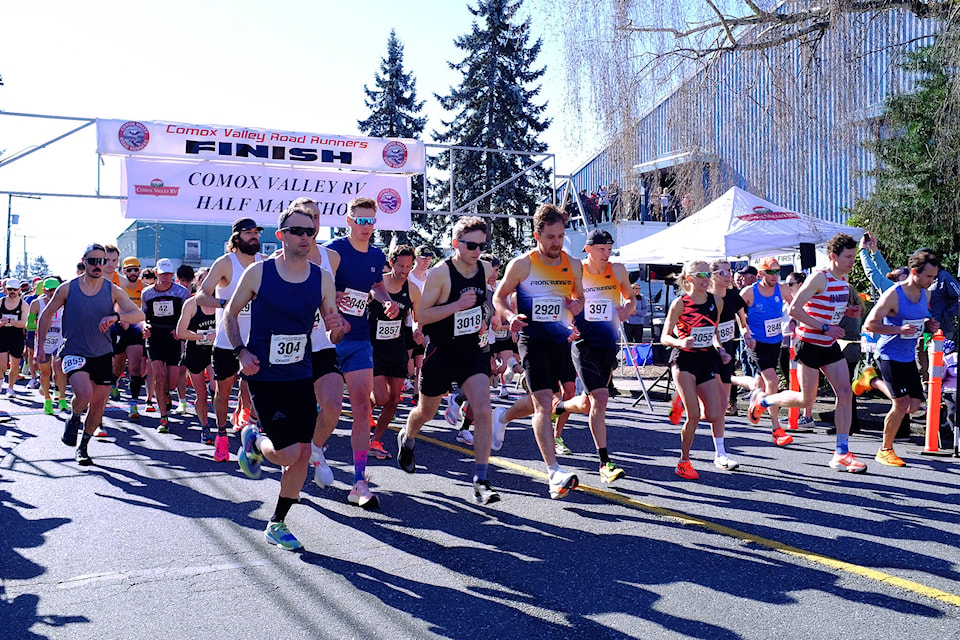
[59,278,115,358]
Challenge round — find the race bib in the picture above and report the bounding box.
[904,318,927,333]
[376,319,402,341]
[764,317,782,338]
[532,296,564,323]
[197,329,215,346]
[269,333,307,365]
[62,355,86,374]
[690,325,715,349]
[717,320,735,343]
[44,327,62,351]
[340,288,369,318]
[479,329,490,348]
[494,328,510,340]
[2,314,17,322]
[239,301,252,318]
[454,306,482,337]
[584,298,613,322]
[830,307,845,324]
[152,300,174,317]
[312,308,323,333]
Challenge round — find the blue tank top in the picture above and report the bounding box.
[59,278,115,358]
[245,259,323,382]
[324,237,385,341]
[877,283,929,363]
[746,282,783,345]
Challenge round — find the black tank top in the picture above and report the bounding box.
[185,304,216,356]
[424,259,487,351]
[0,296,23,341]
[369,280,411,345]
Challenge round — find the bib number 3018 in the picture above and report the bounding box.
[454,306,482,337]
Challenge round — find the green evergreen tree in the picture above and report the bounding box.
[431,0,552,256]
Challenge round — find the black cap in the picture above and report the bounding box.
[232,217,263,233]
[737,265,758,276]
[415,245,435,258]
[585,229,614,245]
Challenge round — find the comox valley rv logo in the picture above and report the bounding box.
[382,141,408,168]
[737,205,800,221]
[377,188,402,214]
[118,121,150,151]
[134,178,180,196]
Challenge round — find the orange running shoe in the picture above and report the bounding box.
[747,389,766,424]
[368,440,392,460]
[875,448,906,467]
[772,427,794,447]
[675,459,699,480]
[668,394,683,425]
[852,366,878,396]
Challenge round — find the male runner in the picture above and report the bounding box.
[863,249,941,466]
[552,229,631,484]
[749,234,866,473]
[36,244,144,465]
[325,197,399,507]
[231,202,345,550]
[103,244,122,286]
[397,217,499,503]
[407,245,433,386]
[31,278,68,414]
[195,217,263,461]
[111,256,146,419]
[141,258,190,433]
[0,279,29,396]
[493,203,583,499]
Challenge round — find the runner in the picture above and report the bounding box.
[740,257,794,446]
[407,245,433,388]
[23,278,42,390]
[173,264,196,415]
[111,256,146,420]
[551,229,631,484]
[139,267,158,413]
[36,243,144,465]
[175,288,217,444]
[492,203,582,499]
[863,249,941,466]
[195,217,263,462]
[661,260,735,479]
[231,202,345,550]
[370,244,419,460]
[325,197,400,508]
[141,258,190,434]
[749,234,866,473]
[103,244,122,286]
[0,279,28,396]
[31,278,68,414]
[397,216,499,504]
[484,254,523,398]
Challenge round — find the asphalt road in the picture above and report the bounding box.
[2,381,959,640]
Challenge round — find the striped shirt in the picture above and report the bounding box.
[795,270,849,347]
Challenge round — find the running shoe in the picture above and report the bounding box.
[176,400,187,415]
[503,367,516,385]
[213,434,231,462]
[43,398,54,415]
[675,459,699,480]
[109,385,120,400]
[369,440,392,460]
[445,394,463,426]
[234,407,251,429]
[491,407,508,452]
[456,429,474,446]
[61,414,81,447]
[58,398,70,412]
[548,469,579,499]
[599,462,625,484]
[713,454,739,470]
[157,418,169,434]
[200,425,214,445]
[829,451,867,473]
[75,447,93,466]
[668,394,683,425]
[145,403,157,413]
[237,425,263,479]
[797,415,814,426]
[554,436,572,455]
[403,379,414,392]
[128,403,140,420]
[93,424,108,438]
[725,402,739,417]
[397,430,416,473]
[27,378,39,390]
[264,521,302,551]
[747,389,766,424]
[473,478,501,505]
[772,427,794,447]
[875,448,907,467]
[312,446,334,488]
[498,385,511,399]
[852,366,878,396]
[348,478,379,509]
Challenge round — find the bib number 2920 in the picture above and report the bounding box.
[532,297,563,323]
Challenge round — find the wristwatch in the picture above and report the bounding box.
[232,345,245,358]
[821,324,829,333]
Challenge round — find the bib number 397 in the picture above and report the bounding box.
[584,299,613,322]
[269,334,307,365]
[532,297,563,323]
[454,306,482,337]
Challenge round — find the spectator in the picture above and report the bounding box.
[623,282,649,343]
[608,180,620,220]
[598,185,610,222]
[929,266,960,341]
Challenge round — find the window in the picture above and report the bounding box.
[184,240,201,266]
[261,242,278,255]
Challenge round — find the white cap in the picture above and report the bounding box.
[155,258,175,274]
[5,278,21,289]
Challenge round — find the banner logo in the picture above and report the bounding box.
[382,141,408,169]
[377,188,401,214]
[118,121,150,151]
[134,178,180,196]
[738,206,799,221]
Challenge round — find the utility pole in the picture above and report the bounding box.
[6,194,40,277]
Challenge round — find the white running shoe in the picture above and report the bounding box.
[503,368,516,385]
[713,455,740,470]
[445,395,463,426]
[548,469,579,499]
[491,407,508,451]
[311,445,334,488]
[456,429,474,446]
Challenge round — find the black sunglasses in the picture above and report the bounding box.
[281,226,318,237]
[462,241,488,251]
[124,267,140,273]
[86,257,107,266]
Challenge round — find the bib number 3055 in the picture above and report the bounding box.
[269,334,307,365]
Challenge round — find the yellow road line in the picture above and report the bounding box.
[407,429,960,608]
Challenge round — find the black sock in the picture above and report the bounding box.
[271,496,297,523]
[555,401,567,416]
[598,447,610,464]
[460,415,472,430]
[80,432,92,450]
[130,375,144,401]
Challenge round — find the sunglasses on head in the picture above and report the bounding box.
[349,216,376,226]
[688,272,710,279]
[462,241,488,251]
[86,257,107,266]
[712,269,730,276]
[281,226,318,237]
[762,268,780,275]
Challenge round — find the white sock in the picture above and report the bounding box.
[310,442,323,464]
[547,462,562,477]
[713,437,726,457]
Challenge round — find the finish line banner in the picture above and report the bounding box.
[121,158,412,230]
[98,119,425,174]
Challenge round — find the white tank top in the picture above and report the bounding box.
[39,296,64,353]
[214,252,262,349]
[311,245,335,352]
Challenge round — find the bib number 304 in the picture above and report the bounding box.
[269,334,307,365]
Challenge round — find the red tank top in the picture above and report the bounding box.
[674,293,718,352]
[796,270,849,346]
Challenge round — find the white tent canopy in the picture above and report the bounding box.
[615,187,864,264]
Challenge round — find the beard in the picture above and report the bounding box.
[237,237,261,256]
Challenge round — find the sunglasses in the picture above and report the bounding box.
[712,269,730,276]
[761,268,780,275]
[86,257,107,266]
[5,287,17,292]
[281,226,318,237]
[124,267,140,273]
[462,241,488,251]
[785,281,799,286]
[688,272,711,279]
[349,216,376,226]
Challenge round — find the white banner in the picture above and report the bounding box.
[97,118,425,174]
[121,158,411,230]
